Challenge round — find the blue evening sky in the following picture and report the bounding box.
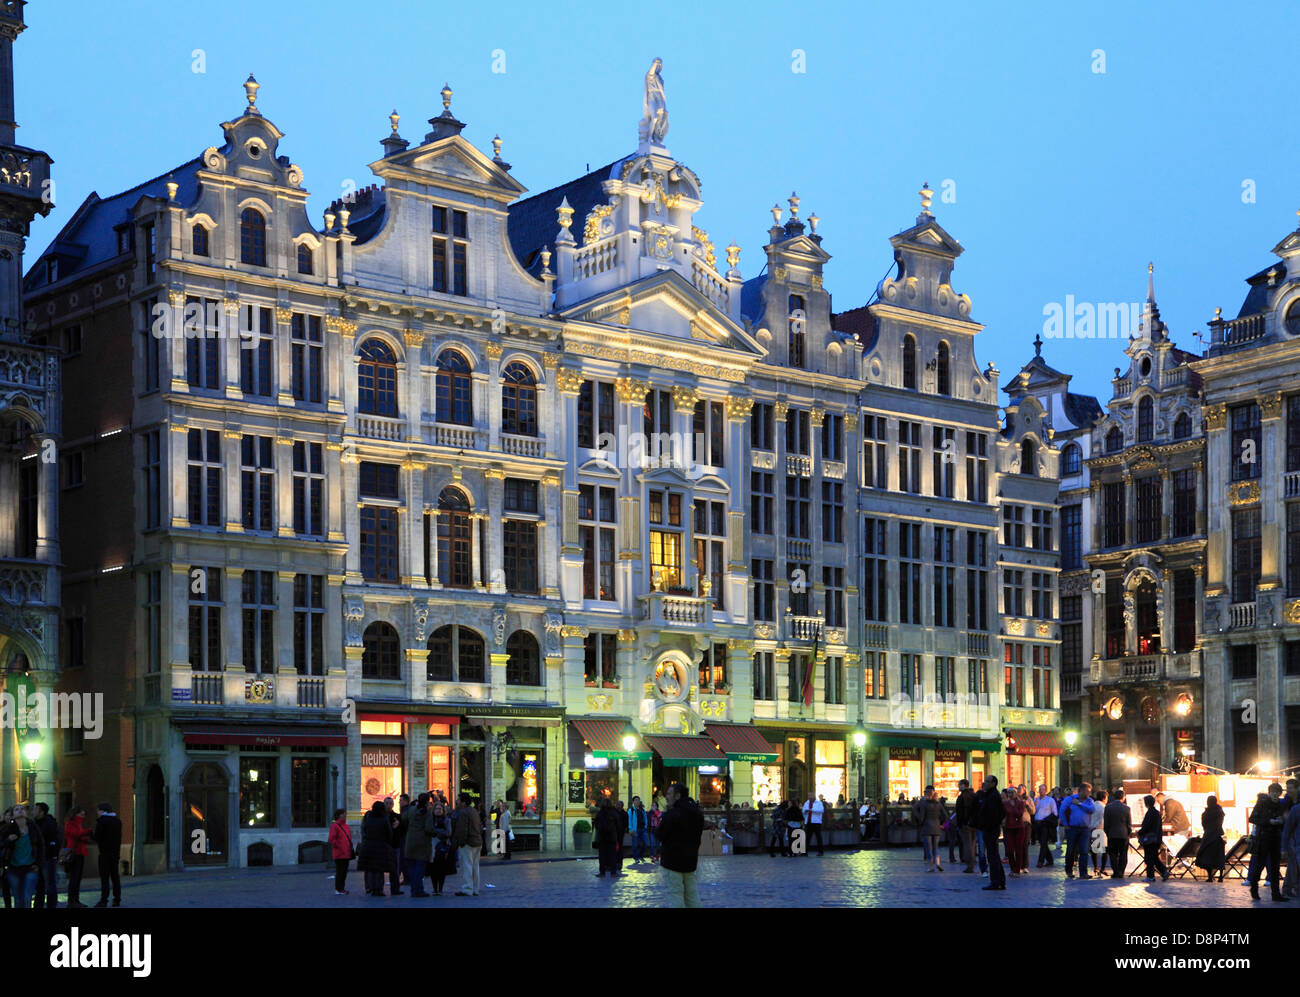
[19,0,1297,405]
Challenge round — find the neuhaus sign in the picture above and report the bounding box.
[362,746,403,768]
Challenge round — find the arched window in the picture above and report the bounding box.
[1173,412,1191,440]
[357,340,398,416]
[936,341,950,396]
[362,621,401,680]
[1137,396,1154,442]
[240,208,266,266]
[788,294,806,369]
[505,630,541,686]
[1105,426,1123,454]
[427,624,485,683]
[192,224,209,257]
[1020,438,1036,475]
[501,362,537,436]
[902,335,917,389]
[297,243,314,275]
[435,350,473,425]
[437,487,473,588]
[1062,443,1082,476]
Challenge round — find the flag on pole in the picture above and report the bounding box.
[802,630,819,707]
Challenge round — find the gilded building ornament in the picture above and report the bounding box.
[275,306,293,324]
[726,396,754,421]
[584,203,614,245]
[1203,404,1227,431]
[617,629,637,643]
[616,377,648,403]
[753,624,775,639]
[691,226,716,269]
[773,266,787,283]
[1285,599,1300,624]
[542,352,559,369]
[1261,392,1284,420]
[485,342,502,360]
[1227,480,1260,506]
[809,407,826,428]
[844,412,859,433]
[773,401,789,420]
[555,368,585,394]
[1036,622,1052,637]
[671,384,698,408]
[1007,619,1025,635]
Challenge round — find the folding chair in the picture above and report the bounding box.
[1222,836,1251,880]
[1127,838,1147,878]
[1169,835,1202,879]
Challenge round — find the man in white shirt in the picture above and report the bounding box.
[801,792,826,856]
[1033,784,1058,867]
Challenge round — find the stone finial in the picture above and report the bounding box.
[725,240,740,272]
[556,197,574,245]
[324,211,335,233]
[1033,332,1043,357]
[919,182,933,215]
[441,83,453,114]
[771,203,782,226]
[389,110,400,134]
[540,246,552,274]
[166,181,178,201]
[1268,267,1280,286]
[788,191,800,219]
[492,134,503,159]
[808,212,819,234]
[338,208,350,232]
[244,74,261,114]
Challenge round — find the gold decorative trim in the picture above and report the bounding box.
[616,376,649,403]
[1227,480,1260,506]
[726,396,754,421]
[617,629,637,643]
[1203,403,1227,431]
[671,384,699,408]
[275,306,293,324]
[773,401,789,420]
[1285,599,1300,624]
[809,407,826,428]
[1261,392,1284,420]
[555,369,584,395]
[485,342,503,360]
[1007,619,1025,635]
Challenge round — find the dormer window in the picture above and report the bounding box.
[1286,299,1300,336]
[1173,412,1191,440]
[297,243,313,275]
[46,257,58,283]
[192,224,209,257]
[902,335,917,390]
[788,294,806,369]
[1062,443,1082,476]
[432,205,468,296]
[1105,426,1123,454]
[1020,438,1036,476]
[1137,396,1154,443]
[936,341,951,396]
[240,208,266,267]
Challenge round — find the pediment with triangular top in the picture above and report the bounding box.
[892,219,964,257]
[372,136,526,199]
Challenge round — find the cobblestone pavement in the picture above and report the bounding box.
[73,848,1290,908]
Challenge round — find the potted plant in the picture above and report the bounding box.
[602,680,618,689]
[572,818,592,852]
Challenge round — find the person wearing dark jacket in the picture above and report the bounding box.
[427,801,454,896]
[1194,795,1227,883]
[383,797,403,896]
[403,794,433,897]
[0,804,46,908]
[358,801,396,897]
[31,802,60,908]
[767,801,787,857]
[657,782,705,907]
[616,800,630,872]
[593,798,622,877]
[1103,789,1133,878]
[393,793,411,886]
[91,803,123,907]
[1245,784,1289,902]
[955,781,978,873]
[1138,795,1170,882]
[975,776,1006,890]
[1156,793,1190,835]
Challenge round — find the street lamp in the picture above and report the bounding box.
[22,739,41,804]
[1064,730,1078,789]
[852,728,868,844]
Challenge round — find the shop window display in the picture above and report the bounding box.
[361,744,404,812]
[240,756,277,828]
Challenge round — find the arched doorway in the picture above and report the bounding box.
[181,762,230,866]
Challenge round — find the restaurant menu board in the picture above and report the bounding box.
[567,771,585,804]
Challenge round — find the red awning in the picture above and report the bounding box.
[704,723,779,763]
[180,722,347,747]
[1006,728,1067,756]
[644,734,728,766]
[570,718,651,760]
[360,713,461,725]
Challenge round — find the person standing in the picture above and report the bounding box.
[358,800,394,897]
[393,793,411,886]
[1138,795,1170,882]
[328,808,354,895]
[1032,784,1058,868]
[615,799,630,872]
[916,786,948,872]
[768,801,787,857]
[628,796,648,863]
[29,802,60,909]
[593,798,620,877]
[496,799,513,860]
[428,801,454,896]
[1195,795,1227,884]
[956,780,979,873]
[450,792,483,897]
[783,798,803,856]
[1002,789,1028,876]
[404,794,433,896]
[1281,793,1300,898]
[1088,789,1109,877]
[91,802,122,908]
[62,807,92,907]
[657,782,705,908]
[1104,789,1133,879]
[976,777,1006,890]
[1245,784,1290,902]
[1059,783,1096,880]
[802,791,825,856]
[648,800,663,863]
[0,804,44,909]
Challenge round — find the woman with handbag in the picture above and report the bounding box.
[1139,795,1171,881]
[328,809,354,896]
[62,807,93,907]
[428,800,454,896]
[1195,795,1227,883]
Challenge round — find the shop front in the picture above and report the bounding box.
[754,725,853,807]
[703,722,781,807]
[355,708,462,815]
[568,717,651,809]
[644,734,729,805]
[870,732,1003,804]
[1004,728,1065,791]
[462,705,565,851]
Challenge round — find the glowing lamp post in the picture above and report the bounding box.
[22,739,41,804]
[1064,730,1078,789]
[852,728,868,842]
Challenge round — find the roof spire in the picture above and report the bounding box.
[425,83,467,142]
[1147,261,1155,302]
[919,182,933,217]
[243,74,261,116]
[381,109,409,157]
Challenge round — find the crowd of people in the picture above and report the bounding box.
[0,802,123,908]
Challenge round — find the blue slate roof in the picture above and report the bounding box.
[1236,261,1288,318]
[1063,392,1102,429]
[25,158,204,292]
[739,273,768,328]
[506,157,629,276]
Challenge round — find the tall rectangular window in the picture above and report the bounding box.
[1030,571,1053,619]
[1288,396,1300,472]
[823,567,844,628]
[692,399,726,467]
[752,558,775,622]
[187,428,222,527]
[934,656,956,698]
[1172,468,1196,538]
[1061,596,1082,676]
[966,530,989,631]
[577,380,616,450]
[1105,580,1124,657]
[863,415,888,488]
[644,389,673,462]
[141,430,161,530]
[692,499,726,609]
[184,297,221,390]
[1104,481,1126,547]
[751,471,774,535]
[432,206,469,296]
[789,562,811,617]
[788,653,810,703]
[239,305,273,398]
[863,651,885,700]
[785,475,810,539]
[360,507,399,582]
[785,408,811,456]
[1061,504,1081,569]
[821,413,844,462]
[933,526,956,628]
[291,313,324,405]
[1032,645,1052,708]
[1136,475,1162,544]
[1231,645,1257,680]
[899,521,922,625]
[751,403,775,451]
[583,632,618,685]
[967,659,988,696]
[1003,569,1025,618]
[1173,570,1195,653]
[825,655,844,706]
[1288,504,1300,599]
[1004,643,1025,707]
[753,651,775,701]
[820,481,843,543]
[864,517,888,622]
[140,297,160,393]
[241,570,276,674]
[1230,402,1261,482]
[580,484,616,600]
[144,571,162,674]
[292,441,324,537]
[1232,507,1261,603]
[240,435,275,533]
[188,566,223,672]
[898,420,922,493]
[293,574,325,675]
[902,653,923,697]
[1031,508,1053,551]
[932,426,955,498]
[965,432,988,502]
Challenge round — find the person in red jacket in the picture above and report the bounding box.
[62,807,93,908]
[328,809,354,895]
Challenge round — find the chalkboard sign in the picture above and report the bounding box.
[567,772,585,804]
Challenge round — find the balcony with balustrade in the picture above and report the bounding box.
[640,590,710,628]
[163,666,346,710]
[1088,649,1201,687]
